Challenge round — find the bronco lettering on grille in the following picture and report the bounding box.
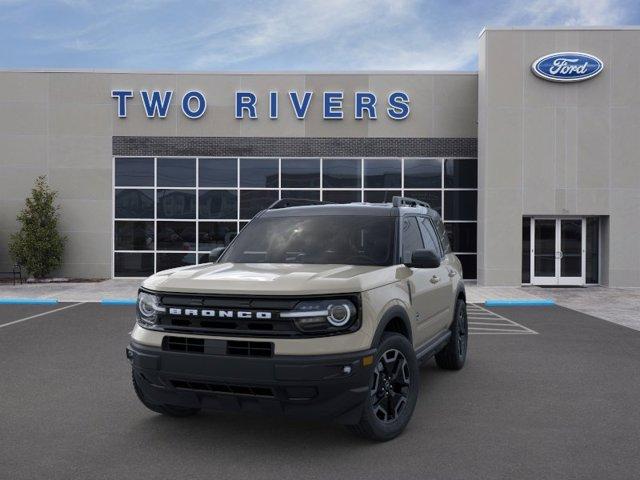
[167,308,272,319]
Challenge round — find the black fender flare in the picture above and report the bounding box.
[370,305,413,348]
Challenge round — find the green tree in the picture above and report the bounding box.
[9,176,66,279]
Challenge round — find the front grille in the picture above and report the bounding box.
[162,336,204,353]
[170,380,274,397]
[227,341,273,357]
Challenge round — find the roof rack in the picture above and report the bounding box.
[267,198,334,210]
[391,196,431,209]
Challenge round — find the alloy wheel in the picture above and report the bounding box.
[370,349,410,423]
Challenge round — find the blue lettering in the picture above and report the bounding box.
[323,91,343,119]
[387,91,410,120]
[181,90,206,119]
[111,90,133,118]
[355,92,377,120]
[289,91,313,119]
[269,91,278,119]
[140,90,173,118]
[235,91,257,119]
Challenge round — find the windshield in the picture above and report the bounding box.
[220,215,397,266]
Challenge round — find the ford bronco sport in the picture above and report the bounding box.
[127,196,468,441]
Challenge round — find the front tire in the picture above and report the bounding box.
[435,298,468,370]
[347,333,419,441]
[132,371,200,417]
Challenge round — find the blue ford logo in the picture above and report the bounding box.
[531,52,603,82]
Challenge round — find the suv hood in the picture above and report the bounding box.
[142,262,400,295]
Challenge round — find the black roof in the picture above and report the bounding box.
[261,198,439,219]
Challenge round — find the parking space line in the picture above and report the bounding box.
[468,303,538,335]
[0,302,84,329]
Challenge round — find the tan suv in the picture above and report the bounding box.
[127,196,468,441]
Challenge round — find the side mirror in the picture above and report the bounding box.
[406,249,441,269]
[208,246,225,263]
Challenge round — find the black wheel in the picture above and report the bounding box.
[132,371,200,417]
[347,333,419,441]
[435,298,468,370]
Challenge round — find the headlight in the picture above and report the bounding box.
[136,291,165,327]
[281,298,358,334]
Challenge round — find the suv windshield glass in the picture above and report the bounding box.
[220,215,396,266]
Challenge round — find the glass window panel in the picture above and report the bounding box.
[240,190,278,219]
[401,217,424,264]
[322,159,361,188]
[456,254,477,279]
[240,221,249,230]
[444,191,477,221]
[199,222,237,251]
[534,220,556,277]
[114,252,154,277]
[115,158,154,187]
[240,158,278,187]
[157,189,196,219]
[281,190,320,200]
[157,253,196,272]
[444,222,477,253]
[198,253,210,264]
[404,190,441,215]
[434,216,451,254]
[364,159,401,188]
[323,190,361,204]
[157,158,196,187]
[364,190,401,203]
[444,159,477,188]
[418,217,441,257]
[586,217,599,284]
[522,218,531,283]
[114,221,154,251]
[404,159,441,188]
[156,221,196,250]
[198,190,237,219]
[199,158,237,187]
[115,189,154,219]
[281,158,320,188]
[560,219,582,277]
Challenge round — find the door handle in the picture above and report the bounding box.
[430,275,440,284]
[448,269,457,278]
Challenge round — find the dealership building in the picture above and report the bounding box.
[0,26,639,287]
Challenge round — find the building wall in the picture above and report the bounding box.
[478,28,640,287]
[0,71,477,278]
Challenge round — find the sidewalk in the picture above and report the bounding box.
[0,279,638,331]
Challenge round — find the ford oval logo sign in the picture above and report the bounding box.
[531,52,604,82]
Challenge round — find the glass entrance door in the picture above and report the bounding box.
[530,218,586,286]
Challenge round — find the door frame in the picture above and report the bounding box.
[530,217,586,286]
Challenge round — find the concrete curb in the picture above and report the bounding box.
[100,299,136,305]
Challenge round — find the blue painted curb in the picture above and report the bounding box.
[101,299,137,305]
[485,299,555,307]
[0,298,58,305]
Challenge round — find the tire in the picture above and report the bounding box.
[347,333,420,441]
[435,298,468,370]
[132,371,200,417]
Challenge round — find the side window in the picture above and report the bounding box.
[401,217,424,264]
[434,217,452,254]
[418,217,442,257]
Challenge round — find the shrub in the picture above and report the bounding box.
[9,176,66,279]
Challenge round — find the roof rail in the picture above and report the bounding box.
[391,196,431,209]
[267,198,333,210]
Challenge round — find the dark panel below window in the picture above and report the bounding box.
[156,253,196,272]
[114,221,154,251]
[456,254,477,280]
[114,252,154,277]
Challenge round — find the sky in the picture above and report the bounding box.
[1,0,639,72]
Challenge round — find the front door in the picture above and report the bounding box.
[531,218,586,286]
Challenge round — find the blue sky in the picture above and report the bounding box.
[1,0,639,71]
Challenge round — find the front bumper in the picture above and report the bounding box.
[127,341,376,424]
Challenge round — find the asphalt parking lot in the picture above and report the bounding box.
[1,303,639,480]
